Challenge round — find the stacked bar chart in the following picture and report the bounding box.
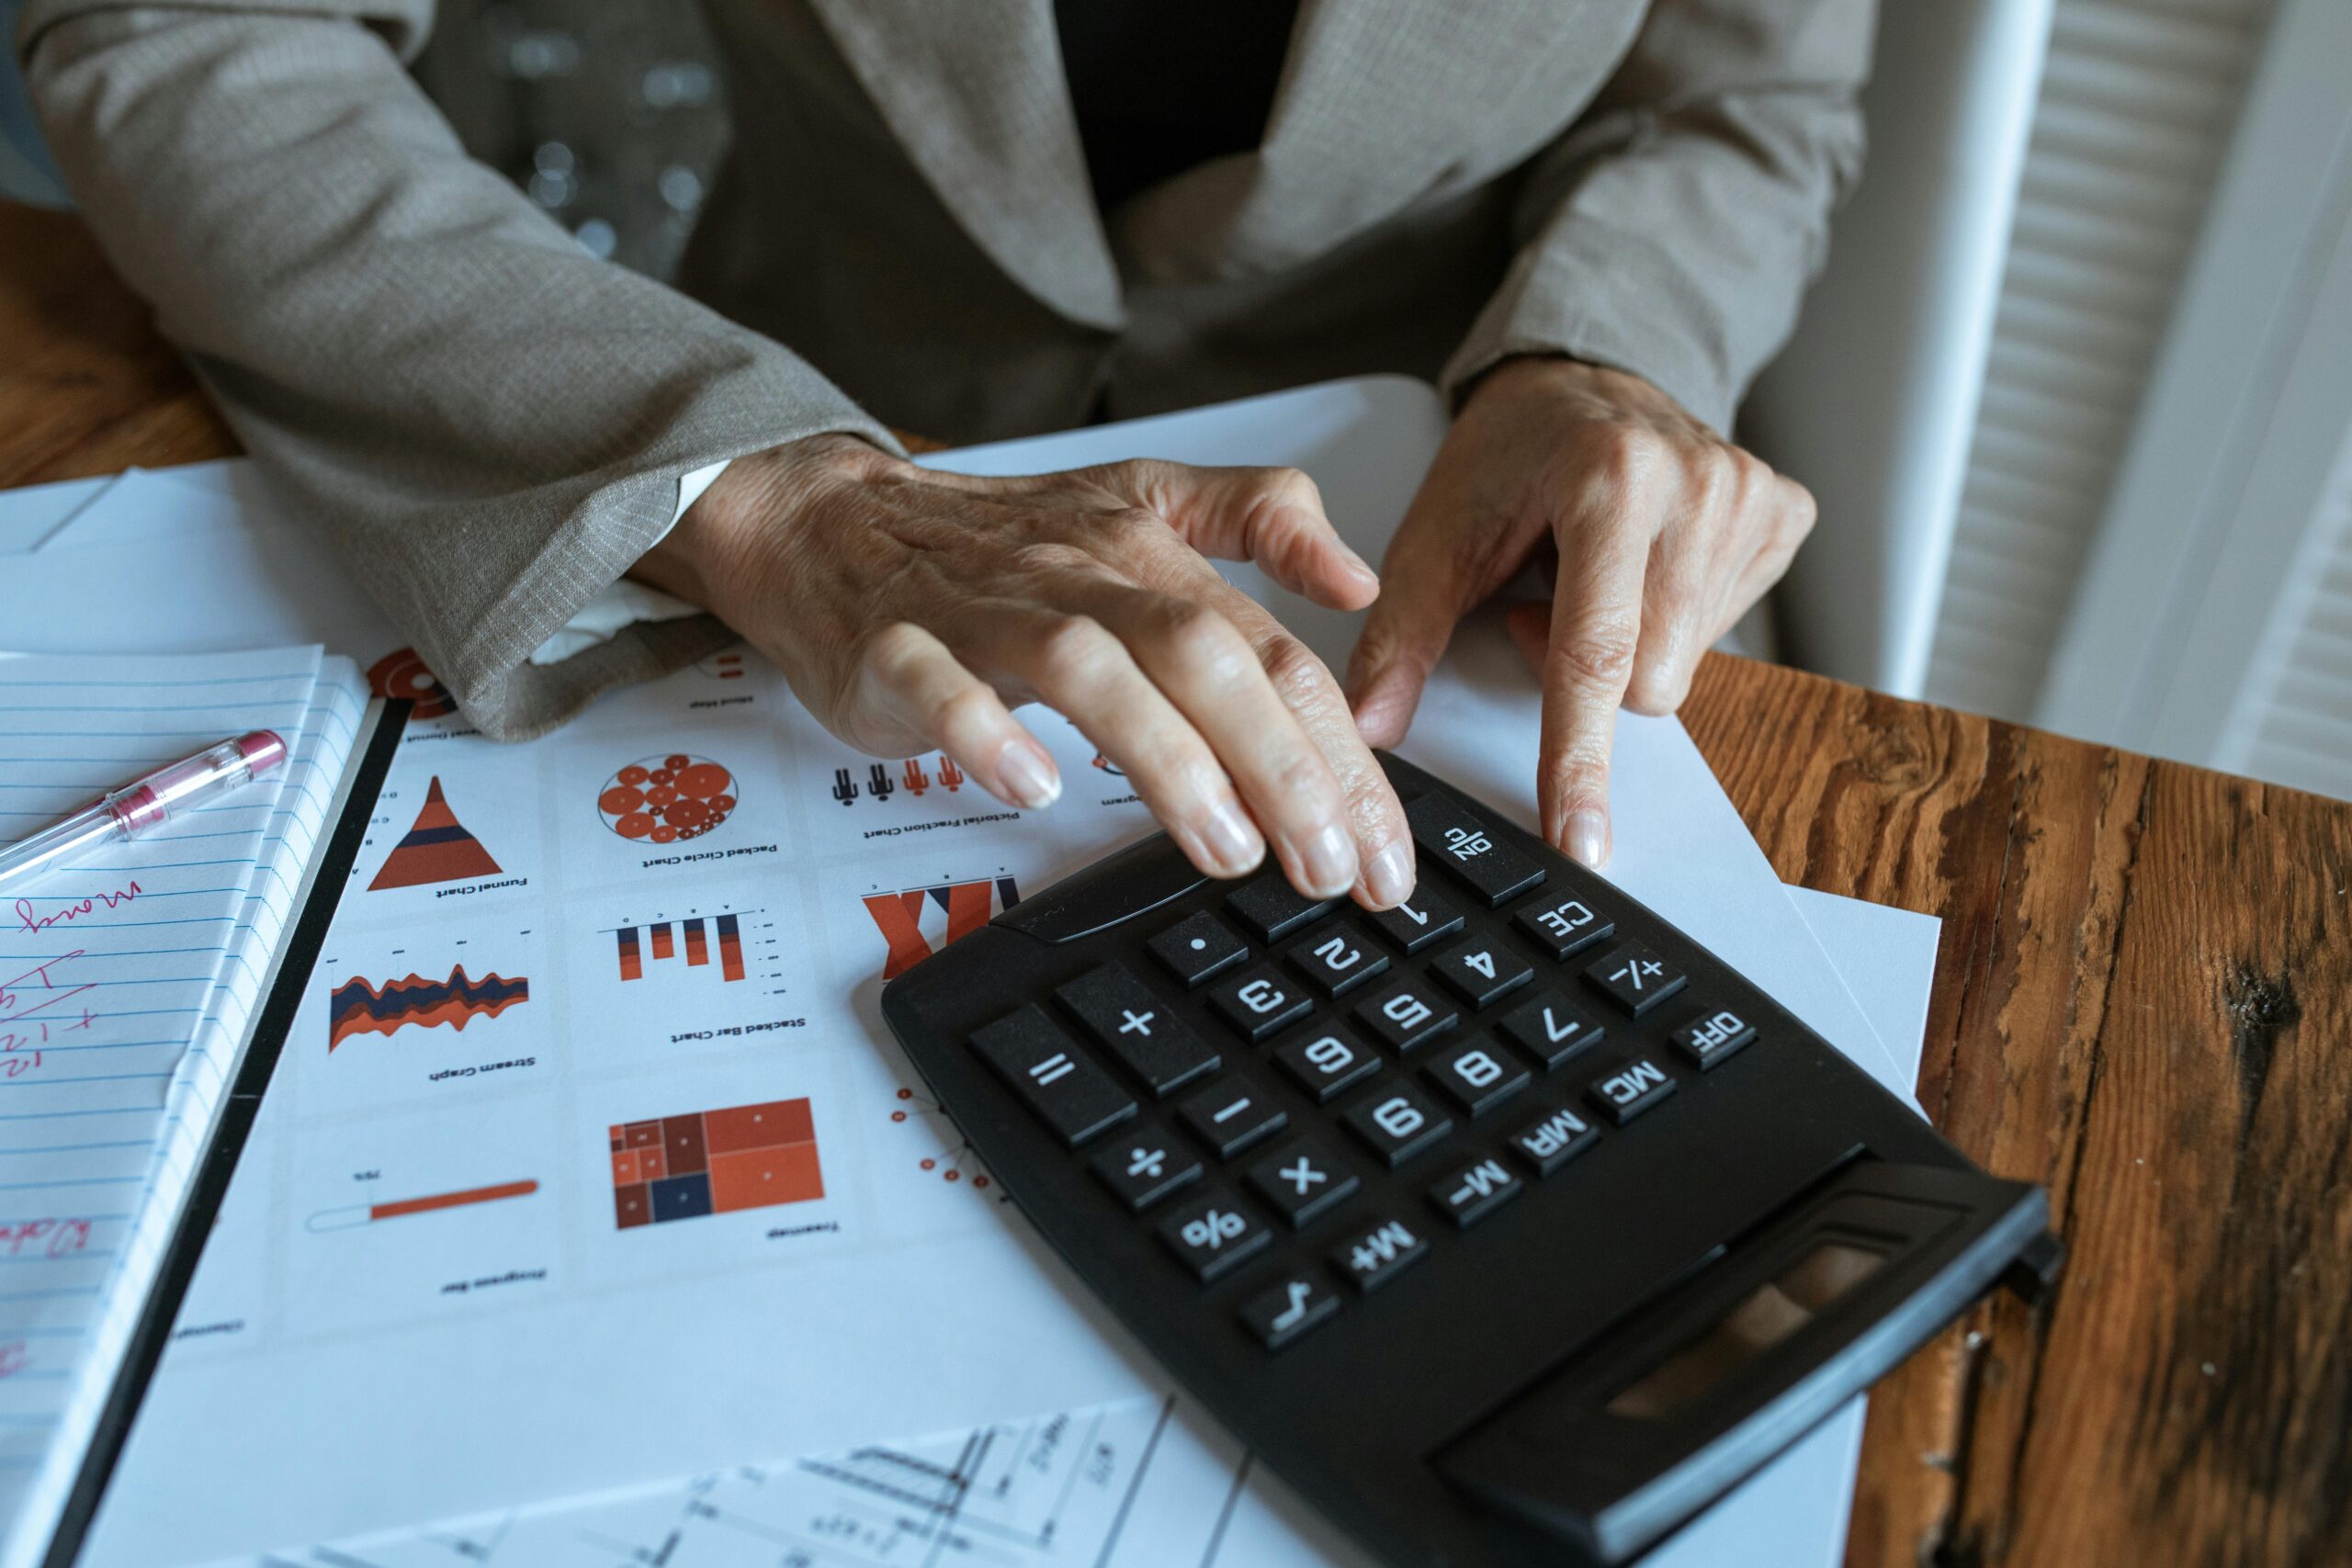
[609,913,749,985]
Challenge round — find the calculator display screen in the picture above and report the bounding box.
[1604,1241,1886,1421]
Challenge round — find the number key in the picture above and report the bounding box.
[1363,887,1464,954]
[1341,1084,1453,1168]
[1272,1026,1381,1102]
[1284,921,1389,998]
[1351,978,1457,1054]
[1430,938,1533,1010]
[1206,964,1312,1042]
[1423,1038,1532,1118]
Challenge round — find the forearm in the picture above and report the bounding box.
[18,0,896,735]
[1445,0,1874,434]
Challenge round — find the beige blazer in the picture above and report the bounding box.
[17,0,1871,738]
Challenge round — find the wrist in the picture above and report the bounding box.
[629,433,892,620]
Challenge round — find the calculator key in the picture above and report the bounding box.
[1055,962,1221,1097]
[1341,1084,1453,1168]
[1507,1103,1601,1176]
[1351,979,1458,1054]
[1330,1215,1430,1292]
[1157,1189,1272,1281]
[970,1005,1137,1147]
[1670,1007,1758,1070]
[1272,1026,1382,1102]
[1239,1274,1342,1348]
[1587,1055,1679,1125]
[1225,876,1335,943]
[1178,1080,1288,1158]
[1363,888,1465,954]
[1283,921,1389,998]
[1205,964,1313,1042]
[1148,911,1249,987]
[1581,941,1688,1017]
[1244,1136,1359,1227]
[1427,1154,1523,1228]
[1404,795,1545,907]
[1090,1127,1204,1212]
[1496,989,1606,1071]
[1422,1038,1532,1118]
[1430,938,1533,1010]
[1514,891,1616,960]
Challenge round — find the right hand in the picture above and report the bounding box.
[631,434,1418,908]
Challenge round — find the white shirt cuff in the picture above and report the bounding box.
[527,459,728,666]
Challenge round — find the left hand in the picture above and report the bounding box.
[1346,356,1815,867]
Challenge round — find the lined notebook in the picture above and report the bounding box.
[0,649,381,1568]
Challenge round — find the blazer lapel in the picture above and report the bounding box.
[807,0,1124,330]
[1208,0,1624,272]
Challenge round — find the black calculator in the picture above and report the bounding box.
[883,754,2060,1566]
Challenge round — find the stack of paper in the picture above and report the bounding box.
[0,648,365,1566]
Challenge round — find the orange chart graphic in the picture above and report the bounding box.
[368,776,503,890]
[615,914,746,983]
[598,753,738,843]
[326,965,529,1051]
[862,876,1020,979]
[307,1179,538,1232]
[610,1098,822,1227]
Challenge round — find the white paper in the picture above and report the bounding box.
[0,647,364,1566]
[198,884,1939,1568]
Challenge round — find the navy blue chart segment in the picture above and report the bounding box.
[882,752,2060,1568]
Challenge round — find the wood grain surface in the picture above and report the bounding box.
[7,196,2348,1567]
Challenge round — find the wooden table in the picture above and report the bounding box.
[6,197,2348,1566]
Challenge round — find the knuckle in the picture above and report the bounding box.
[1781,480,1820,537]
[1556,625,1639,690]
[1034,615,1119,692]
[1622,662,1690,716]
[860,621,931,682]
[1159,601,1252,681]
[925,680,998,740]
[1260,634,1338,710]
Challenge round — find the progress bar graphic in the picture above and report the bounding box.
[306,1179,540,1232]
[612,912,748,984]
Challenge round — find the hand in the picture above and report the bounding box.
[1346,357,1815,867]
[634,434,1418,908]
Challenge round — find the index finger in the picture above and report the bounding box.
[1204,581,1418,910]
[1538,502,1652,868]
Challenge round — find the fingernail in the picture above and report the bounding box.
[1363,840,1415,907]
[1566,808,1610,869]
[1296,819,1358,898]
[1199,799,1263,876]
[1333,536,1377,581]
[996,741,1060,809]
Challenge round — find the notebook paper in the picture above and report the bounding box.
[0,648,359,1567]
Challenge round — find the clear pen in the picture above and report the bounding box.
[0,731,287,893]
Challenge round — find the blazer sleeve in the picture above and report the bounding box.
[1442,0,1875,434]
[16,0,901,739]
